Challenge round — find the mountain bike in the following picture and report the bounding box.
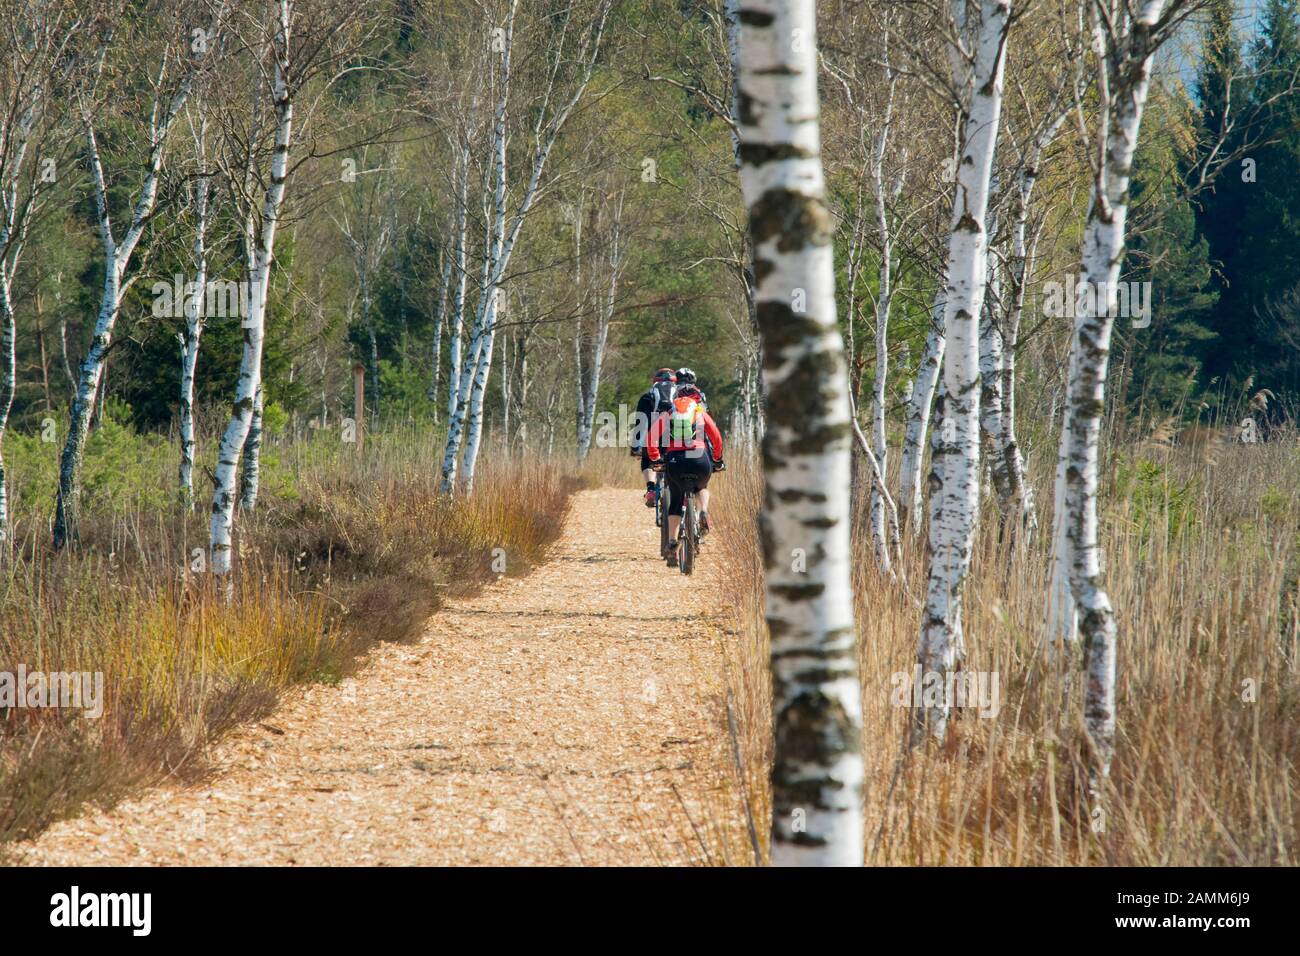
[676,480,702,576]
[653,469,670,559]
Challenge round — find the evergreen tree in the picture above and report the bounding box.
[1122,181,1218,417]
[1201,0,1300,396]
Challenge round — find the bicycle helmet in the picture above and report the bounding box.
[676,367,697,385]
[653,367,677,383]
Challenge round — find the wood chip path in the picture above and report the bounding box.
[17,488,748,866]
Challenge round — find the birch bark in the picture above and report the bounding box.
[866,54,902,575]
[178,112,212,509]
[576,195,623,461]
[898,289,945,535]
[239,384,264,512]
[446,143,469,421]
[429,246,452,415]
[55,21,212,548]
[916,0,1011,742]
[0,76,40,542]
[445,0,608,492]
[210,2,294,577]
[1055,0,1168,784]
[736,0,863,866]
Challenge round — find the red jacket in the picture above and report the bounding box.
[646,401,723,462]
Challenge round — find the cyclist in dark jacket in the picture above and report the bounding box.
[630,368,677,507]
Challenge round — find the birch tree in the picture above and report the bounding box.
[1051,0,1200,786]
[736,0,863,866]
[54,1,224,548]
[445,139,471,421]
[575,190,625,460]
[990,92,1072,536]
[915,0,1012,741]
[441,0,610,493]
[428,242,451,417]
[822,2,928,573]
[898,113,962,537]
[209,0,374,576]
[177,102,216,509]
[898,288,945,533]
[334,143,396,427]
[0,0,79,541]
[643,0,765,451]
[210,2,292,576]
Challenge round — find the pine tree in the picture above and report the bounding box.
[1201,0,1300,395]
[1121,117,1218,417]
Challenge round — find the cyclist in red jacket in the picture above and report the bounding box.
[646,384,725,563]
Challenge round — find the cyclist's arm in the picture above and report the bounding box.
[630,393,653,450]
[646,413,665,461]
[702,412,723,461]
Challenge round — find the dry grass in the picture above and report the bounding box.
[713,437,1300,865]
[0,423,578,852]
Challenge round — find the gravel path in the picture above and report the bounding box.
[17,488,746,866]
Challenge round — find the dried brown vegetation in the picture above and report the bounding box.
[0,425,578,853]
[714,438,1300,864]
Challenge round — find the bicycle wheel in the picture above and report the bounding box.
[680,493,696,575]
[658,478,671,559]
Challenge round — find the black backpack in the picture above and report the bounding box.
[650,380,676,413]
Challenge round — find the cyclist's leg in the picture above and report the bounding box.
[665,457,688,549]
[684,457,713,530]
[640,450,656,506]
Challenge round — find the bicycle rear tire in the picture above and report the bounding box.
[680,494,696,576]
[658,478,670,558]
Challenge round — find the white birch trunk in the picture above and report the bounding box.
[868,276,892,573]
[178,117,211,509]
[210,10,293,577]
[455,2,515,494]
[996,112,1065,538]
[899,289,944,536]
[446,144,469,421]
[576,199,622,461]
[1055,0,1166,784]
[55,75,195,547]
[449,0,608,492]
[915,0,1011,742]
[736,0,863,866]
[239,383,264,512]
[999,172,1039,534]
[0,96,38,542]
[571,198,587,454]
[978,292,1013,512]
[429,246,452,416]
[867,62,900,574]
[459,291,499,492]
[1046,415,1078,647]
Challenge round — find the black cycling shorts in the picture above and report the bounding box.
[663,451,712,517]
